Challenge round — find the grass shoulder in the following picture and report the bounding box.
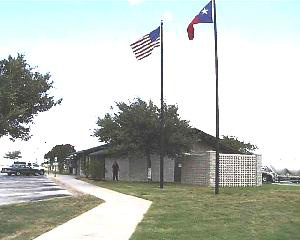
[80,178,300,240]
[0,195,103,240]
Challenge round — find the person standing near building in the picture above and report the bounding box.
[112,161,119,181]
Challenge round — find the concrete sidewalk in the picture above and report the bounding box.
[34,175,152,240]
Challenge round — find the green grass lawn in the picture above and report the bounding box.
[81,179,300,240]
[0,195,102,240]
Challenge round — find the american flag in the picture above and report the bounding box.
[131,27,160,61]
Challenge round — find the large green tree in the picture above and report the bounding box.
[220,135,258,154]
[44,144,76,173]
[0,54,62,140]
[4,150,22,160]
[94,98,194,174]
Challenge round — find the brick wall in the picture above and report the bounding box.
[151,155,175,182]
[129,156,148,181]
[182,151,262,187]
[256,154,262,186]
[181,153,211,186]
[208,151,216,187]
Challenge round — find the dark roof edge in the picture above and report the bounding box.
[191,128,242,154]
[73,144,110,156]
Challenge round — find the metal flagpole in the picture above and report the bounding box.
[213,0,220,195]
[160,20,164,189]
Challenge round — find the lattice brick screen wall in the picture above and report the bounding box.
[219,154,258,187]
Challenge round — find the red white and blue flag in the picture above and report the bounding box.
[187,1,213,40]
[131,27,160,61]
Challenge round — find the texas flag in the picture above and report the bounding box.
[187,1,213,40]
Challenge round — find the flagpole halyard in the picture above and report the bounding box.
[160,20,164,189]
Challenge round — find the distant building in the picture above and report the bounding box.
[69,129,262,187]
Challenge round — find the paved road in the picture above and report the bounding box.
[0,174,72,206]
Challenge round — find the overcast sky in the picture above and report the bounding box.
[0,0,299,170]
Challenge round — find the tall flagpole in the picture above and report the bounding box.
[213,0,220,195]
[160,20,164,189]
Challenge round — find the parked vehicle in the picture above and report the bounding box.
[262,166,300,183]
[28,163,45,175]
[1,163,45,176]
[262,166,276,183]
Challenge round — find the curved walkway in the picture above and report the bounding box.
[34,175,152,240]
